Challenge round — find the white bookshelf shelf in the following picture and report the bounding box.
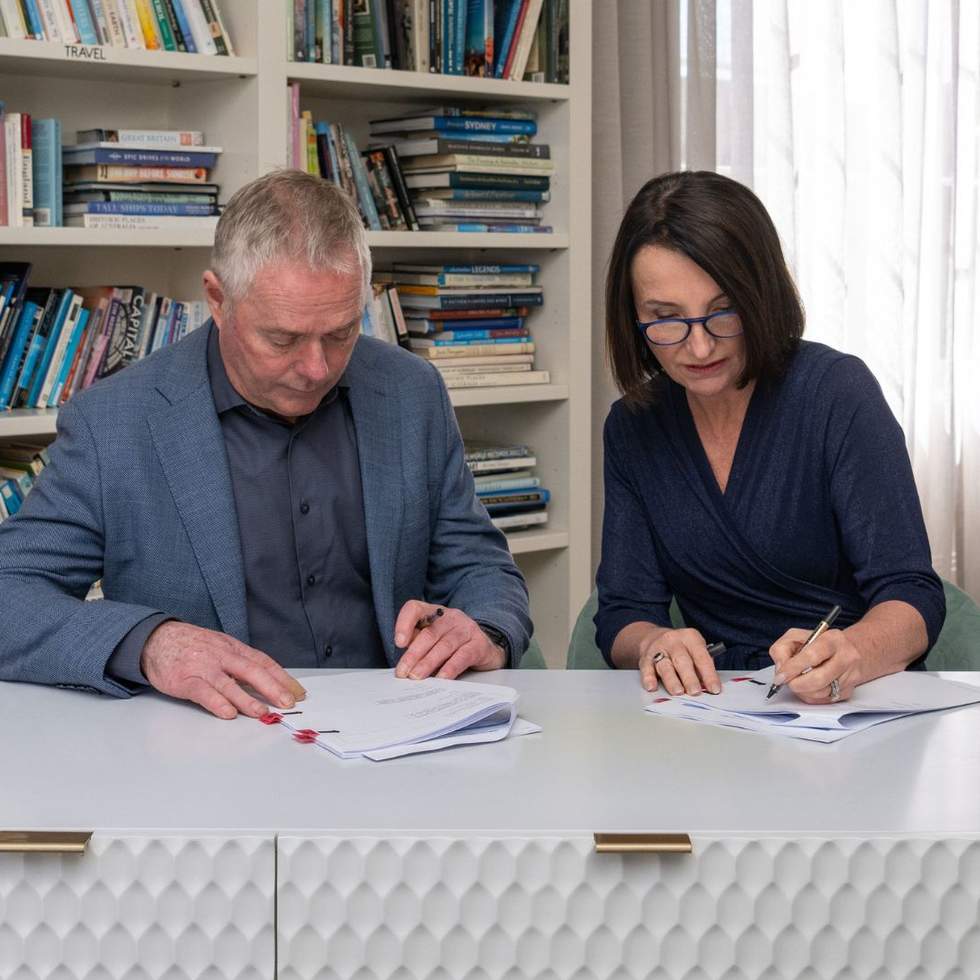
[505,528,569,555]
[448,384,568,408]
[365,231,568,250]
[0,227,216,248]
[0,38,256,84]
[286,61,570,105]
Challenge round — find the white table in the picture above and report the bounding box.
[2,670,979,979]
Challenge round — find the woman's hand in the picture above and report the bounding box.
[637,627,722,695]
[769,628,863,703]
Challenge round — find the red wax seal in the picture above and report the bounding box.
[259,712,283,725]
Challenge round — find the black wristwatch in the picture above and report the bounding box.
[478,623,511,662]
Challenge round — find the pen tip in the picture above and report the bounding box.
[765,685,777,700]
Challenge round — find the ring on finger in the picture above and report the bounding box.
[651,651,668,666]
[830,678,841,702]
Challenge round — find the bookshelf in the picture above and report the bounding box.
[0,1,592,667]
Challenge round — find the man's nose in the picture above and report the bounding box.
[298,343,330,382]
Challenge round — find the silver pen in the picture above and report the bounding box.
[765,605,841,700]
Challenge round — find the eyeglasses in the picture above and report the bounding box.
[635,309,743,347]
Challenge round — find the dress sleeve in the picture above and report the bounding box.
[594,405,674,666]
[822,356,946,649]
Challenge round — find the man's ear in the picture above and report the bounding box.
[202,270,227,328]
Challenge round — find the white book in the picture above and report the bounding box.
[51,0,78,41]
[211,0,235,55]
[437,362,533,375]
[5,115,21,227]
[261,671,529,761]
[100,0,127,46]
[0,0,27,37]
[34,0,63,40]
[442,370,549,388]
[473,472,539,492]
[493,510,548,530]
[434,353,534,368]
[468,455,537,474]
[116,0,145,49]
[182,0,217,54]
[65,213,220,230]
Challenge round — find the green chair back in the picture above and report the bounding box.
[568,580,980,670]
[519,636,548,669]
[926,580,980,669]
[566,590,684,669]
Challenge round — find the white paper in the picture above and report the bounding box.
[362,717,543,761]
[643,667,980,742]
[267,671,527,759]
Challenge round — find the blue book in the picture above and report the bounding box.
[48,306,89,407]
[413,335,530,347]
[0,301,40,409]
[431,188,550,202]
[483,489,551,513]
[407,317,525,334]
[64,201,215,216]
[20,0,44,39]
[372,114,537,137]
[31,118,63,227]
[316,123,342,184]
[454,0,468,75]
[26,290,73,407]
[67,0,100,44]
[0,480,22,515]
[464,0,489,75]
[169,0,198,52]
[493,0,524,78]
[62,145,220,168]
[344,131,382,230]
[417,328,528,342]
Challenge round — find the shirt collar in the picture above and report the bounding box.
[206,321,350,420]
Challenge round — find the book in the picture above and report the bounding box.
[370,114,537,137]
[62,180,219,195]
[76,128,205,147]
[465,441,531,460]
[64,213,219,230]
[491,510,548,530]
[404,171,549,190]
[0,301,41,410]
[383,269,534,287]
[416,222,553,233]
[64,201,216,216]
[438,362,533,376]
[418,187,550,202]
[481,487,550,511]
[64,190,217,205]
[397,290,543,310]
[409,325,527,340]
[410,334,531,347]
[442,370,549,388]
[30,117,62,227]
[467,455,538,474]
[434,353,534,368]
[62,144,222,168]
[390,137,550,158]
[473,472,539,491]
[64,165,212,183]
[400,154,554,174]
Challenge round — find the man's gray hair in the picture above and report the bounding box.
[210,170,372,305]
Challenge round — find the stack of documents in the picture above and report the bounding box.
[262,671,540,761]
[643,667,980,743]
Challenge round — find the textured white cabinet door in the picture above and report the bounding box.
[277,834,980,980]
[0,835,275,980]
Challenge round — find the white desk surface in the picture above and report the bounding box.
[3,670,980,835]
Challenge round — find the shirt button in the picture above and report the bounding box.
[306,574,316,586]
[324,645,333,658]
[300,501,310,515]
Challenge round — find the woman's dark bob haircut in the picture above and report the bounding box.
[605,170,804,406]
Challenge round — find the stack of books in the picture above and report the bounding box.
[286,0,569,83]
[378,263,548,389]
[0,0,235,54]
[0,261,208,412]
[0,442,48,522]
[62,128,221,230]
[465,441,549,532]
[369,107,553,233]
[361,280,411,347]
[287,85,419,232]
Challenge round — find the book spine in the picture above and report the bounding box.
[68,200,214,215]
[101,0,127,44]
[0,0,27,36]
[37,292,82,406]
[33,0,62,39]
[160,0,185,49]
[196,0,227,54]
[147,0,174,47]
[381,145,419,231]
[0,302,38,409]
[49,305,88,405]
[115,0,145,46]
[29,118,61,227]
[330,0,341,63]
[362,159,391,229]
[78,128,205,146]
[315,0,328,62]
[167,0,195,50]
[86,0,112,42]
[53,0,79,41]
[177,0,212,52]
[344,131,382,230]
[2,115,14,227]
[66,0,99,42]
[367,150,404,228]
[493,0,523,77]
[67,147,218,166]
[26,290,72,405]
[19,113,33,227]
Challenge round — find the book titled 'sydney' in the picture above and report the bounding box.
[259,671,540,761]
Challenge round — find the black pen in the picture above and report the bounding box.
[706,642,726,658]
[415,607,444,630]
[765,604,841,700]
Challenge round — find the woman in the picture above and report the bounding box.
[595,171,945,703]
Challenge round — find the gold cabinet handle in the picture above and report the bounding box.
[593,833,693,854]
[0,831,92,853]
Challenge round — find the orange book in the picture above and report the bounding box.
[134,0,162,49]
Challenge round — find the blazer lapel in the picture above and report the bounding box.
[146,325,249,642]
[345,341,404,663]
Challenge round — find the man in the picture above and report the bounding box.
[0,171,531,719]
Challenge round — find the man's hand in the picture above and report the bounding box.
[141,621,307,719]
[393,600,506,680]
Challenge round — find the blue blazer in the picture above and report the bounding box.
[0,323,531,695]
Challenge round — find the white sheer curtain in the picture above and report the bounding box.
[720,0,980,596]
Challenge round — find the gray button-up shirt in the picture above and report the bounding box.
[107,326,387,684]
